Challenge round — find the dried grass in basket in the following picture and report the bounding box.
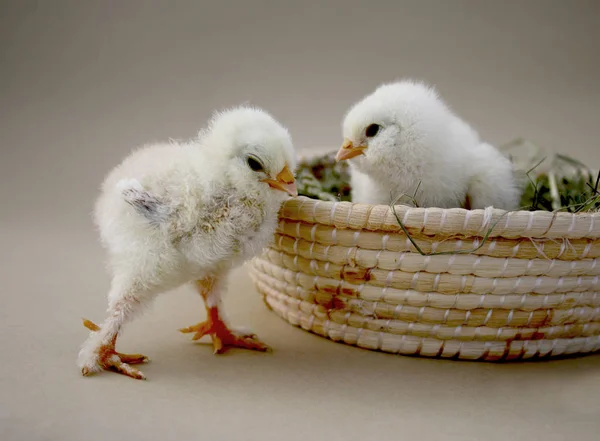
[248,147,600,361]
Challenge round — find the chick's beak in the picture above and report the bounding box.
[335,139,367,161]
[262,164,298,197]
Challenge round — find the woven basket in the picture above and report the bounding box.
[249,171,600,361]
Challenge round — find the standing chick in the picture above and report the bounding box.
[78,106,297,380]
[335,80,522,210]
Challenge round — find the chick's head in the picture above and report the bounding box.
[201,106,298,200]
[336,80,457,178]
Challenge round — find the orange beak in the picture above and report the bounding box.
[335,139,367,161]
[262,164,298,197]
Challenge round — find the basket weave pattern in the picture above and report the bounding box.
[249,196,600,361]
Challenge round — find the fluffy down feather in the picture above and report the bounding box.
[337,80,522,210]
[78,106,297,379]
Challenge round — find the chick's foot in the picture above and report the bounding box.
[179,315,271,354]
[79,319,149,380]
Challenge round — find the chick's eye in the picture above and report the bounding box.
[247,157,264,172]
[365,124,381,138]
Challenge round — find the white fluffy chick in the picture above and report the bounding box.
[336,80,522,210]
[78,106,297,380]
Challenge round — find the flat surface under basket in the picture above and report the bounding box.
[5,219,600,441]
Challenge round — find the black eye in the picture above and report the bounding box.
[247,156,264,172]
[365,124,381,138]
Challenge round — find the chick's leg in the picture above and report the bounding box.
[77,285,150,380]
[179,277,271,354]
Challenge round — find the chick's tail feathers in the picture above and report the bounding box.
[116,178,172,224]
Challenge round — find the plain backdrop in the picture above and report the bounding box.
[1,1,599,441]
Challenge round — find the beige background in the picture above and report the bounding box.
[1,1,599,440]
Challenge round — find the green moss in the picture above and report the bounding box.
[523,170,599,212]
[296,152,352,202]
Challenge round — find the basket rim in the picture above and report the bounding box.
[280,196,600,239]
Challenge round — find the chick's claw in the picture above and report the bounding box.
[80,319,149,380]
[179,321,213,341]
[116,353,150,365]
[80,346,148,380]
[179,319,271,354]
[213,330,271,355]
[82,319,101,332]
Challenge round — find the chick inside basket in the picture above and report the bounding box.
[296,138,600,213]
